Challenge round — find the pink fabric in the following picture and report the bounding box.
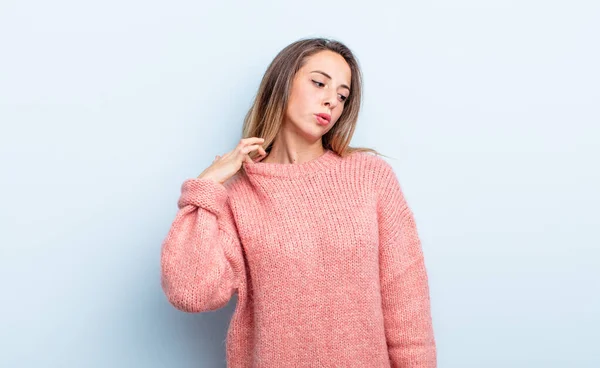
[161,149,436,367]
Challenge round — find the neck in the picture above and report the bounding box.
[263,128,326,165]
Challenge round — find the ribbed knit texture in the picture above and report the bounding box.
[160,149,436,367]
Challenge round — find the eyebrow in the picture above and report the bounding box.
[310,70,351,92]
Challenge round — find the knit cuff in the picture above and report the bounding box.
[177,178,229,216]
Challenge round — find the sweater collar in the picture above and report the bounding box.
[242,149,340,178]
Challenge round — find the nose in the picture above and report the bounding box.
[323,90,338,110]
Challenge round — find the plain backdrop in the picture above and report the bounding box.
[1,1,598,367]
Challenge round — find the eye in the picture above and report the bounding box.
[312,80,325,87]
[338,94,348,102]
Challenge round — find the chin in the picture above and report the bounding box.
[285,116,327,140]
[297,124,325,142]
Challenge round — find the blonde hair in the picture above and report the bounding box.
[241,37,388,164]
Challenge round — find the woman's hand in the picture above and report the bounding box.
[197,137,267,184]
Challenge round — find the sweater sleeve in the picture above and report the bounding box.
[160,177,245,313]
[376,161,437,367]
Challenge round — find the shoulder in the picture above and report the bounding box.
[221,170,249,194]
[343,151,407,208]
[220,169,262,205]
[342,150,398,181]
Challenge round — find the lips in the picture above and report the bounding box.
[315,113,331,124]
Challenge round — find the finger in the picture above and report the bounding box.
[253,154,266,162]
[252,147,267,162]
[239,137,265,147]
[240,144,262,155]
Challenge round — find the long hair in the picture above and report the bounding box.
[241,37,387,164]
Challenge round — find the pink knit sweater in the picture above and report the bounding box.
[160,149,436,367]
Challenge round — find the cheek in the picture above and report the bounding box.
[333,104,345,120]
[298,84,317,106]
[289,85,314,114]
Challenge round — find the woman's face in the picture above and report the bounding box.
[283,50,352,141]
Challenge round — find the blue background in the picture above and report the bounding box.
[1,0,598,366]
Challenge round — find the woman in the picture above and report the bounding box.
[160,37,437,367]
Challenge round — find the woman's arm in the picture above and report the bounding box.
[160,178,245,313]
[376,161,437,367]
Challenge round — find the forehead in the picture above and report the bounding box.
[301,50,351,85]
